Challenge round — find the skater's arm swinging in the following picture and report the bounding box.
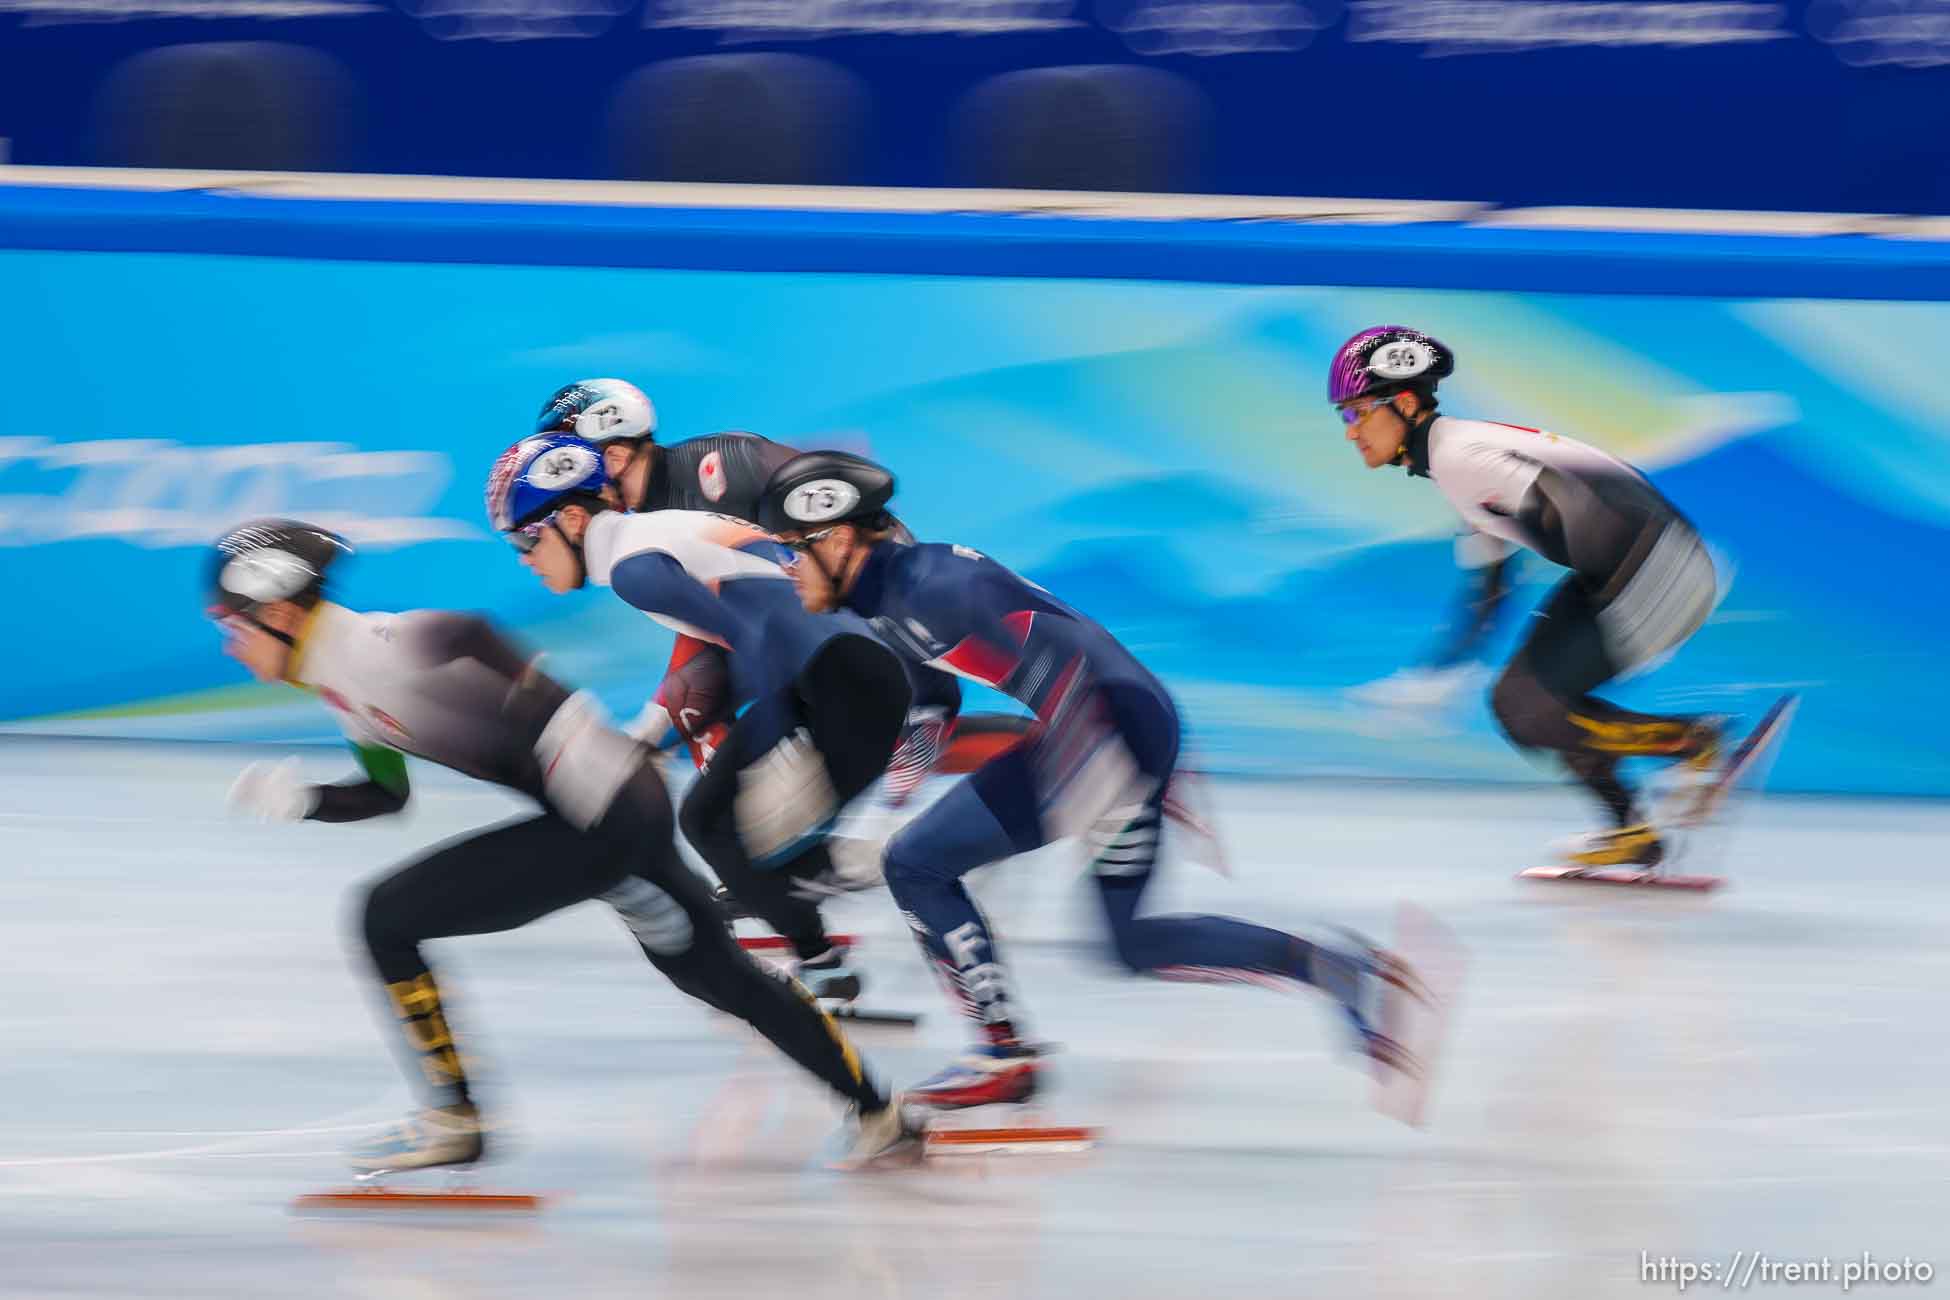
[609,549,754,652]
[1428,539,1515,668]
[308,742,411,823]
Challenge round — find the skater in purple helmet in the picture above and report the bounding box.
[1328,326,1734,872]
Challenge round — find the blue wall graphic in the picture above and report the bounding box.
[1,236,1944,794]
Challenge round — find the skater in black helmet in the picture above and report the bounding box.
[208,518,920,1174]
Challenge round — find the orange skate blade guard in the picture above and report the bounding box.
[925,1125,1099,1154]
[293,1188,545,1213]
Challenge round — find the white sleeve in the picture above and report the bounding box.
[1449,435,1546,520]
[1454,528,1516,570]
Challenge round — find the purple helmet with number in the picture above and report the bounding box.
[1328,326,1455,406]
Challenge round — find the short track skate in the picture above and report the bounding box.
[1517,693,1798,892]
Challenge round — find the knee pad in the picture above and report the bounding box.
[601,875,695,957]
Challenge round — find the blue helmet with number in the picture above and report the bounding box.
[485,433,611,535]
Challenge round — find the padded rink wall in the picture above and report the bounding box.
[2,174,1948,795]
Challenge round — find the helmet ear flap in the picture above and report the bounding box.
[1383,381,1437,413]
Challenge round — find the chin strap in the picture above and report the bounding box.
[625,440,656,511]
[256,619,298,648]
[1391,404,1437,473]
[552,518,589,589]
[794,528,856,608]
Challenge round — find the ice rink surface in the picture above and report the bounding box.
[2,739,1944,1299]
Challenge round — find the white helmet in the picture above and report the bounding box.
[534,378,657,445]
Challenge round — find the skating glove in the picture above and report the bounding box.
[227,758,320,822]
[735,728,838,866]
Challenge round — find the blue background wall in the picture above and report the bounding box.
[5,0,1950,212]
[1,194,1943,794]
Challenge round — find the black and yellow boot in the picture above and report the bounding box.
[1549,823,1668,870]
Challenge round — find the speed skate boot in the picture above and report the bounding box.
[836,1093,928,1168]
[907,1040,1041,1109]
[795,947,865,1010]
[1314,934,1429,1078]
[346,1104,484,1178]
[1657,714,1734,826]
[1548,823,1668,871]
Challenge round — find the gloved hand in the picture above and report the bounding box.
[735,728,837,865]
[1346,662,1489,712]
[227,757,318,822]
[627,699,678,747]
[789,834,887,899]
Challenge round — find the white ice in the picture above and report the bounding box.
[1,739,1944,1299]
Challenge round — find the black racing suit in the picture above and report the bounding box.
[284,601,884,1116]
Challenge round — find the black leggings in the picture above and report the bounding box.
[1490,576,1701,826]
[681,634,911,962]
[359,768,883,1113]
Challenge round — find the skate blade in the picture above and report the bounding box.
[924,1125,1099,1156]
[1374,903,1467,1129]
[824,1003,921,1027]
[293,1187,545,1213]
[738,934,858,952]
[1669,693,1801,829]
[1518,865,1723,891]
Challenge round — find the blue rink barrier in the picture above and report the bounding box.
[6,183,1950,299]
[2,181,1947,796]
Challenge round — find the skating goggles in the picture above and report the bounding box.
[211,609,298,648]
[777,525,840,552]
[1337,395,1389,425]
[504,513,564,555]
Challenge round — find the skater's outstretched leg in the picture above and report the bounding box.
[353,813,641,1174]
[582,764,916,1159]
[1086,793,1400,1053]
[610,836,920,1162]
[1079,687,1418,1066]
[611,841,890,1115]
